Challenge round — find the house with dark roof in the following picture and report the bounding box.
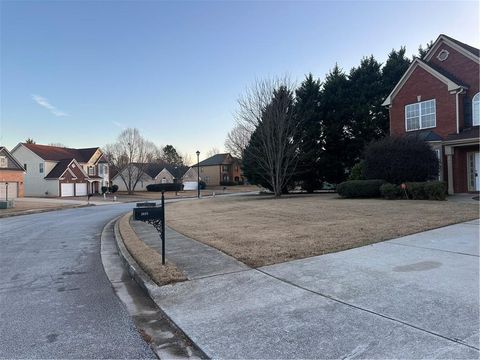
[111,162,188,192]
[193,153,243,186]
[0,146,26,199]
[383,34,479,194]
[10,143,109,197]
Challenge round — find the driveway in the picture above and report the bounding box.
[150,220,480,358]
[0,203,156,358]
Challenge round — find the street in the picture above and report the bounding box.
[0,204,155,358]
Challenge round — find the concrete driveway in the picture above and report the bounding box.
[151,220,479,359]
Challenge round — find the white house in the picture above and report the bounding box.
[11,143,109,197]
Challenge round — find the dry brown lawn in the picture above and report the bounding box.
[118,213,186,285]
[166,193,479,267]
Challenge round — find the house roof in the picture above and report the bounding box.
[404,130,443,142]
[0,146,25,171]
[112,162,188,180]
[382,58,466,106]
[424,34,479,63]
[444,126,480,143]
[197,153,238,166]
[21,143,100,163]
[44,158,90,180]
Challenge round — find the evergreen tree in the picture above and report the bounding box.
[318,65,351,184]
[162,145,183,166]
[417,40,434,59]
[347,55,385,163]
[294,74,323,192]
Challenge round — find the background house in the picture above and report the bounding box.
[111,163,186,191]
[383,34,479,194]
[0,146,25,200]
[194,153,243,186]
[11,143,109,197]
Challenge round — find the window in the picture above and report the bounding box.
[24,164,27,171]
[0,156,7,168]
[436,49,449,61]
[222,165,229,172]
[161,178,166,184]
[88,166,95,176]
[39,163,44,173]
[405,99,436,131]
[473,93,480,126]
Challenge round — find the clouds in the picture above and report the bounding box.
[112,120,127,129]
[31,94,69,117]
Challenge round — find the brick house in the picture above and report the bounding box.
[195,153,243,186]
[0,146,25,199]
[11,143,109,197]
[383,34,479,194]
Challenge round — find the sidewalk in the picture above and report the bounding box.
[130,219,479,359]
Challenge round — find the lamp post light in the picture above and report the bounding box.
[196,150,200,198]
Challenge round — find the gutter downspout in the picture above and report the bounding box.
[455,88,464,134]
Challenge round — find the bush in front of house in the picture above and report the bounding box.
[220,181,237,186]
[337,179,385,198]
[110,184,119,193]
[363,136,439,184]
[199,180,206,189]
[348,161,366,181]
[146,183,184,192]
[379,181,447,200]
[101,186,109,194]
[380,183,402,200]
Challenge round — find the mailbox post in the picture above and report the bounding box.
[133,192,166,264]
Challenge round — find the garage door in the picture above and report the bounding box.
[75,183,87,196]
[0,182,18,200]
[60,183,74,197]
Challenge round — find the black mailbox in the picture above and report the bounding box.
[136,202,156,207]
[133,206,163,221]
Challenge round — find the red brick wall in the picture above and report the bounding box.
[0,170,25,197]
[428,43,479,131]
[428,44,479,95]
[389,66,457,138]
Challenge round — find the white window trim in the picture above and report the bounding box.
[405,99,437,132]
[473,92,480,126]
[0,156,7,168]
[39,163,44,173]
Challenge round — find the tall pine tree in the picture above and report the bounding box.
[318,65,351,184]
[294,74,323,192]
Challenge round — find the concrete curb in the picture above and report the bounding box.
[0,204,92,218]
[112,214,209,359]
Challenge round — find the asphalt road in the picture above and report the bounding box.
[0,203,155,359]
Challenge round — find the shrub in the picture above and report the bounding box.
[101,186,109,194]
[363,136,439,184]
[110,184,119,193]
[146,183,184,192]
[423,181,447,200]
[405,182,426,200]
[380,183,402,200]
[220,181,237,186]
[337,179,385,198]
[348,161,365,181]
[199,180,206,189]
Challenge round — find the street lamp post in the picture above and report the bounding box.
[196,150,200,198]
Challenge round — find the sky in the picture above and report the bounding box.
[1,0,479,163]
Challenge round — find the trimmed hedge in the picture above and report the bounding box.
[337,179,385,198]
[146,183,184,192]
[379,181,447,200]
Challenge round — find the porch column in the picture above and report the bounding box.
[445,146,454,195]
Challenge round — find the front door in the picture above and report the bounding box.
[475,152,480,191]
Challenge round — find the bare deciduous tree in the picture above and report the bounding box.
[103,128,159,194]
[206,147,221,158]
[237,77,300,197]
[224,124,250,159]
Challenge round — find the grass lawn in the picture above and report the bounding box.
[166,193,479,267]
